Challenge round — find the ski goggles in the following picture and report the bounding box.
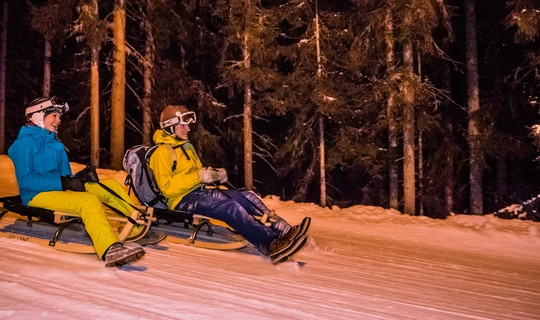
[160,111,197,128]
[25,97,69,116]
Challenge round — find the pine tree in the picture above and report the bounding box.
[75,0,107,167]
[29,0,75,97]
[465,0,483,214]
[110,0,126,169]
[505,0,540,151]
[217,0,280,190]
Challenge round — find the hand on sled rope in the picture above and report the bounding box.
[60,176,85,192]
[73,165,100,183]
[198,167,228,184]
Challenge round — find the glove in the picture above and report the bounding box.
[74,165,100,183]
[61,176,86,192]
[214,168,228,183]
[198,167,228,184]
[198,167,215,184]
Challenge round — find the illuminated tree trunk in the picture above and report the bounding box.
[385,7,398,210]
[110,0,126,169]
[242,0,253,191]
[42,39,51,97]
[465,0,483,214]
[441,35,455,215]
[417,52,424,216]
[89,0,100,167]
[142,0,154,146]
[315,1,326,207]
[402,12,415,215]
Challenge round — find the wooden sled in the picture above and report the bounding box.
[0,195,155,254]
[147,206,250,251]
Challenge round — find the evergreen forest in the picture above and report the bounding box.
[0,0,538,218]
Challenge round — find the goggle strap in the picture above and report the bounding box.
[25,100,53,115]
[25,100,69,116]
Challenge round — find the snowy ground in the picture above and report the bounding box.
[0,155,539,320]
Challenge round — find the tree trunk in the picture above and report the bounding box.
[465,0,483,214]
[0,1,7,154]
[402,40,415,215]
[418,131,423,216]
[319,116,326,207]
[496,158,507,206]
[142,1,154,146]
[385,8,398,210]
[315,1,326,207]
[89,0,100,167]
[442,53,455,215]
[417,52,423,216]
[110,0,126,169]
[242,0,253,191]
[43,39,51,97]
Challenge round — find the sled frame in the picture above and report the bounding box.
[147,206,250,250]
[0,196,155,253]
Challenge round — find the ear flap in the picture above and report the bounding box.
[163,126,175,135]
[29,112,45,129]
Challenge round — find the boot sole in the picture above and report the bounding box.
[271,235,307,265]
[282,216,311,241]
[295,217,311,240]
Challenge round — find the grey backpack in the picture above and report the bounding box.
[122,144,176,209]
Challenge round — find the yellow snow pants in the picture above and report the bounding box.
[28,179,140,260]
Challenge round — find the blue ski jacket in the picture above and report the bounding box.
[8,125,72,205]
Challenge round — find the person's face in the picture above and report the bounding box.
[174,123,191,140]
[43,112,62,133]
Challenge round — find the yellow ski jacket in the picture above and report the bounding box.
[149,129,204,210]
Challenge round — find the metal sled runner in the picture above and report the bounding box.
[147,206,250,250]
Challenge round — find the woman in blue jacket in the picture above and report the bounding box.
[8,97,145,267]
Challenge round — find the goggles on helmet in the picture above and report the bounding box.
[160,111,197,129]
[25,97,69,116]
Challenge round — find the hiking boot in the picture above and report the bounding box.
[279,216,311,241]
[269,235,307,265]
[268,226,309,264]
[104,243,145,267]
[136,230,168,246]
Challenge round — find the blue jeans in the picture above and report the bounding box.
[175,188,286,255]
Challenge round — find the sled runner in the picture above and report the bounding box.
[146,206,250,250]
[0,195,155,253]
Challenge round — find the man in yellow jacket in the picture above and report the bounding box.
[149,105,310,264]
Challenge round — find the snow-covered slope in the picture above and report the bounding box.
[0,155,539,320]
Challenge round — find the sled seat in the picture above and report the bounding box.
[0,195,155,252]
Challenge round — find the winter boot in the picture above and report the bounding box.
[104,243,145,267]
[136,230,168,246]
[268,229,308,265]
[279,216,311,241]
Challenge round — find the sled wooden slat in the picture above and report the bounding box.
[165,235,249,250]
[0,229,95,253]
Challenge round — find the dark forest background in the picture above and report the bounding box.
[0,0,538,217]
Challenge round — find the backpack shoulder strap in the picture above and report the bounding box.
[148,143,177,172]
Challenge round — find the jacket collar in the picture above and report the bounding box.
[152,129,189,147]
